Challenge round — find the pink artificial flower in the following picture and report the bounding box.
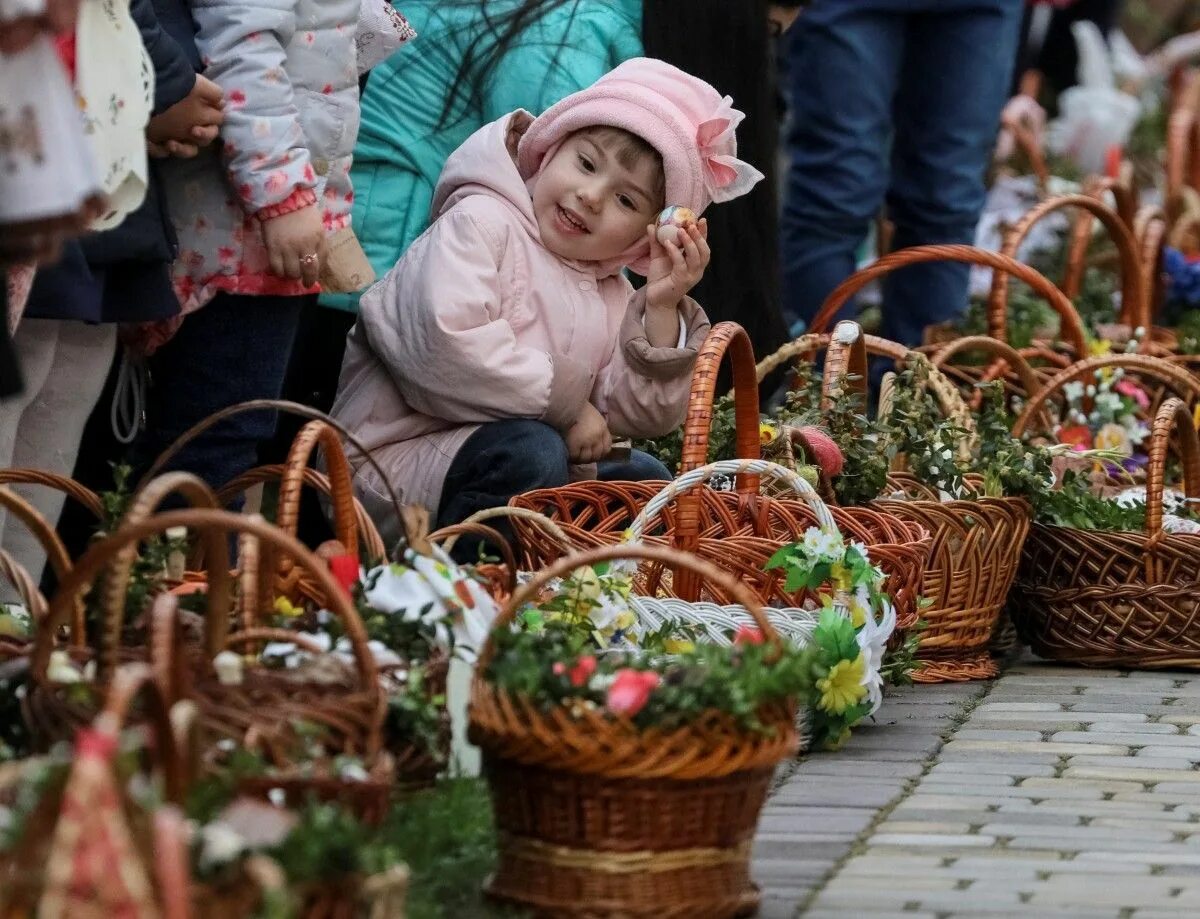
[1115,379,1150,410]
[568,656,597,688]
[605,669,659,717]
[734,625,765,646]
[552,662,566,676]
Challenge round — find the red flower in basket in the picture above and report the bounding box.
[569,655,597,688]
[734,625,765,646]
[606,669,659,716]
[1059,425,1092,451]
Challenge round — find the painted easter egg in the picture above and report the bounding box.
[655,206,698,245]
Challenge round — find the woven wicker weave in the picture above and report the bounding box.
[469,541,798,919]
[511,322,931,634]
[759,322,1032,682]
[1009,394,1200,667]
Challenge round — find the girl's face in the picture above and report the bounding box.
[532,132,663,263]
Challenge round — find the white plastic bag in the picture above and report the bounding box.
[1046,22,1141,175]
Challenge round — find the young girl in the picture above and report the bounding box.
[331,59,762,542]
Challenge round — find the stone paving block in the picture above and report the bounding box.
[758,812,873,834]
[1090,722,1183,735]
[1136,747,1200,762]
[751,857,836,881]
[813,886,1024,910]
[994,800,1174,819]
[954,729,1047,742]
[752,900,799,919]
[928,761,1057,778]
[973,710,1145,723]
[975,702,1066,712]
[868,832,997,848]
[805,911,939,919]
[1066,766,1200,784]
[773,784,904,808]
[922,772,1018,787]
[981,822,1178,843]
[1054,731,1200,748]
[935,748,1063,765]
[751,837,857,861]
[941,739,1131,756]
[1070,754,1196,770]
[1021,776,1150,795]
[793,760,925,779]
[873,820,974,835]
[757,805,878,823]
[836,854,945,872]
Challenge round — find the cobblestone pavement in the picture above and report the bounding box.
[754,659,1200,918]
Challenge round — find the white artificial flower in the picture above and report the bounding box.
[855,596,896,715]
[941,449,953,461]
[929,465,939,475]
[1111,368,1125,380]
[338,761,370,782]
[198,823,245,871]
[267,788,287,807]
[1062,381,1085,403]
[1085,384,1097,397]
[213,651,244,687]
[262,641,297,660]
[366,640,402,669]
[299,631,333,654]
[588,594,623,632]
[46,651,82,685]
[813,530,845,562]
[1095,392,1122,416]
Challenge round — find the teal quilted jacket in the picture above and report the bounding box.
[321,0,643,312]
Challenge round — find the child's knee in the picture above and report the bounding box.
[503,420,570,489]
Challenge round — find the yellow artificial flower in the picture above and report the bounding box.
[816,655,868,715]
[614,610,637,633]
[1088,338,1112,357]
[1094,423,1131,456]
[823,726,853,752]
[829,561,853,592]
[759,421,778,446]
[663,638,695,654]
[273,596,303,618]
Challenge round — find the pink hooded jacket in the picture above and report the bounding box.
[331,112,710,522]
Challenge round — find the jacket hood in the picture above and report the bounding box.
[429,112,633,279]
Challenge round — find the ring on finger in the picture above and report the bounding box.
[301,253,319,267]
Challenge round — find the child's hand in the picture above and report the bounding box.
[147,74,225,158]
[261,204,327,286]
[644,218,710,312]
[564,403,612,464]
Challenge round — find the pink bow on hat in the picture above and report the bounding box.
[696,96,765,204]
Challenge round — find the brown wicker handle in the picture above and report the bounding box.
[754,331,909,382]
[819,322,869,410]
[1135,205,1168,322]
[930,334,1047,414]
[98,661,188,806]
[679,321,762,477]
[216,464,386,562]
[1000,114,1050,187]
[456,506,574,553]
[139,399,404,555]
[0,469,103,519]
[427,522,518,595]
[99,472,227,682]
[1147,398,1200,546]
[1012,354,1200,438]
[0,485,82,643]
[808,245,1088,361]
[1167,104,1196,204]
[34,510,380,712]
[0,547,47,624]
[276,421,359,588]
[992,193,1147,335]
[475,541,778,670]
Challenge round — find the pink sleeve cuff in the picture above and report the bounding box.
[255,187,318,222]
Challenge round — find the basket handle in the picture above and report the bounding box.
[96,661,190,806]
[1012,354,1200,438]
[999,113,1050,189]
[98,472,229,681]
[754,331,909,382]
[475,541,780,671]
[216,464,387,562]
[930,336,1042,400]
[819,322,869,410]
[679,322,762,480]
[808,245,1087,360]
[0,470,103,519]
[456,506,574,553]
[0,485,82,643]
[1135,205,1169,323]
[0,548,47,624]
[1146,399,1200,556]
[992,193,1146,336]
[275,421,359,589]
[139,399,405,556]
[34,511,381,725]
[427,522,519,596]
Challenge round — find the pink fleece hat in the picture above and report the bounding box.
[517,58,764,273]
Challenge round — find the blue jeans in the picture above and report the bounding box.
[134,292,307,494]
[780,0,1023,346]
[437,419,669,555]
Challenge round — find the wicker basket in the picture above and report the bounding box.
[1008,393,1200,667]
[759,323,1033,682]
[1,662,409,918]
[29,508,388,774]
[806,243,1087,408]
[511,322,931,634]
[469,541,800,919]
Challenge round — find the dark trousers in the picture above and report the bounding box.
[131,291,307,494]
[436,419,670,556]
